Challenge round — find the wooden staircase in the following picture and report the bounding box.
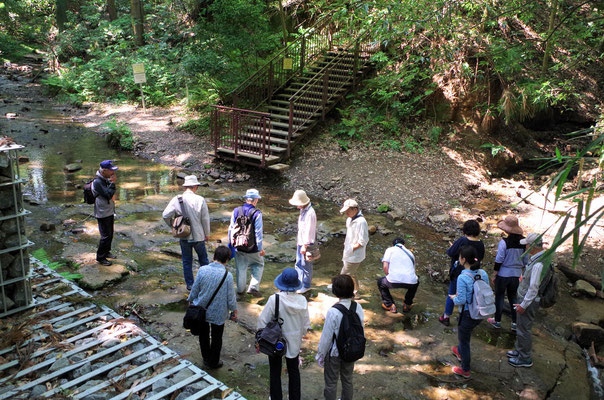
[210,17,377,168]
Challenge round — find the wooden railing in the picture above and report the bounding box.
[210,106,272,166]
[230,14,333,110]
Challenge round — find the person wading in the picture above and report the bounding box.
[162,175,210,290]
[289,189,316,294]
[338,199,369,297]
[92,160,118,266]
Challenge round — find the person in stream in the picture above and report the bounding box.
[377,237,419,314]
[228,189,265,298]
[188,246,237,369]
[257,267,310,400]
[449,245,489,378]
[289,189,317,294]
[338,199,369,296]
[162,175,210,291]
[507,233,547,368]
[439,219,485,326]
[91,160,118,266]
[488,215,528,332]
[316,274,364,400]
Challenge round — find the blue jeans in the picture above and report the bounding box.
[234,251,264,293]
[179,239,209,289]
[458,310,482,372]
[444,279,457,316]
[295,245,313,289]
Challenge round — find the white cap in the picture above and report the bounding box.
[182,175,201,187]
[340,199,359,214]
[520,233,543,246]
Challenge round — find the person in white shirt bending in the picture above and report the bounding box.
[377,237,419,314]
[339,199,369,295]
[162,175,210,290]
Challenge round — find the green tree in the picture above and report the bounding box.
[130,0,144,46]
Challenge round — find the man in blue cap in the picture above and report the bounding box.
[228,189,265,298]
[92,160,118,266]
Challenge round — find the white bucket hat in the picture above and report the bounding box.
[289,190,310,207]
[340,199,359,214]
[520,232,543,247]
[244,189,261,199]
[182,175,201,187]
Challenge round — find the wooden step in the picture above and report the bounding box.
[239,132,290,146]
[245,124,298,139]
[226,138,287,154]
[216,147,281,164]
[267,105,321,117]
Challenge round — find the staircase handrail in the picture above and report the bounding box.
[229,12,334,108]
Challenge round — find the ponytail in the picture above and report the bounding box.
[460,245,480,270]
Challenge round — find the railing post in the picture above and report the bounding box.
[268,61,274,102]
[352,39,360,90]
[300,35,306,73]
[233,110,239,159]
[288,101,293,158]
[261,116,267,167]
[212,108,218,154]
[321,69,329,121]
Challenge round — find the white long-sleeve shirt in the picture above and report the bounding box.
[257,292,310,359]
[317,299,364,358]
[342,213,369,263]
[162,189,210,242]
[297,204,316,246]
[517,250,546,309]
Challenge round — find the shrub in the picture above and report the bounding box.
[103,118,134,150]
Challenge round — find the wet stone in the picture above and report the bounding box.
[172,368,194,383]
[70,361,92,379]
[152,378,172,392]
[64,163,82,172]
[101,338,121,348]
[78,379,104,393]
[69,354,85,363]
[49,357,70,371]
[31,385,46,398]
[572,280,597,297]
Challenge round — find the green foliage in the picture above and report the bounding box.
[31,248,82,281]
[480,143,506,157]
[179,117,210,137]
[103,118,134,150]
[377,203,391,213]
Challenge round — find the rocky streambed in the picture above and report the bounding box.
[1,62,603,399]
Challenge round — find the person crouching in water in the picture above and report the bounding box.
[449,245,489,378]
[257,267,310,400]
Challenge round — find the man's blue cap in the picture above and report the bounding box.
[100,160,118,171]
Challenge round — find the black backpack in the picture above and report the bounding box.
[538,264,558,308]
[255,294,287,357]
[83,178,97,204]
[332,301,366,362]
[231,206,259,253]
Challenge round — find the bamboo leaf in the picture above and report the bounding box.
[572,209,604,269]
[555,147,562,162]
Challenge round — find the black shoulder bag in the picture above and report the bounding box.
[183,269,228,335]
[255,294,287,357]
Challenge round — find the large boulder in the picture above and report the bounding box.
[572,280,597,297]
[78,263,129,290]
[572,322,604,349]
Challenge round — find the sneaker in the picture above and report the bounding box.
[506,350,519,358]
[247,288,262,298]
[508,357,533,368]
[451,346,462,362]
[487,318,501,329]
[381,303,397,313]
[106,252,117,259]
[452,366,470,379]
[97,259,112,266]
[401,303,412,313]
[511,323,517,332]
[439,315,450,326]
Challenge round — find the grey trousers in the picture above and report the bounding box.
[324,354,355,400]
[515,301,539,360]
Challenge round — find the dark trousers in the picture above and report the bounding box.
[268,355,300,400]
[444,279,457,316]
[457,310,482,372]
[377,277,419,307]
[198,322,224,367]
[179,239,209,290]
[324,354,354,400]
[96,215,114,261]
[494,276,520,323]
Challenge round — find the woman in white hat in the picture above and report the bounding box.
[289,190,317,293]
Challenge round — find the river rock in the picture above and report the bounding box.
[428,213,449,223]
[572,322,604,349]
[40,222,56,232]
[209,171,221,179]
[572,280,597,297]
[17,155,29,163]
[49,357,71,371]
[30,385,46,398]
[176,171,187,180]
[70,362,92,379]
[368,225,377,235]
[64,163,82,172]
[78,263,128,290]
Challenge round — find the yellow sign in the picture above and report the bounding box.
[132,63,147,84]
[283,58,293,70]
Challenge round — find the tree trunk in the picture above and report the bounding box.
[107,0,117,21]
[277,0,288,44]
[130,0,145,46]
[541,0,558,73]
[56,0,68,31]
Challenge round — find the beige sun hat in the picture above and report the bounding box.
[182,175,201,187]
[497,215,523,235]
[340,199,359,214]
[289,190,310,207]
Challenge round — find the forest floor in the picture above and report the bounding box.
[2,61,604,400]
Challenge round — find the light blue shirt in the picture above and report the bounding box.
[495,239,529,277]
[188,262,237,325]
[453,269,489,312]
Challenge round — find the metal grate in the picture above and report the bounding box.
[0,258,245,400]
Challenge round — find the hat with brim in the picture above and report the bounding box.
[340,199,359,214]
[289,190,310,207]
[274,267,303,291]
[100,160,118,171]
[244,189,261,199]
[497,215,523,235]
[182,175,201,187]
[520,232,543,246]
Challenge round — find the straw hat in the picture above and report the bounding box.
[340,199,359,214]
[274,268,303,291]
[182,175,201,187]
[289,190,310,207]
[497,215,523,235]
